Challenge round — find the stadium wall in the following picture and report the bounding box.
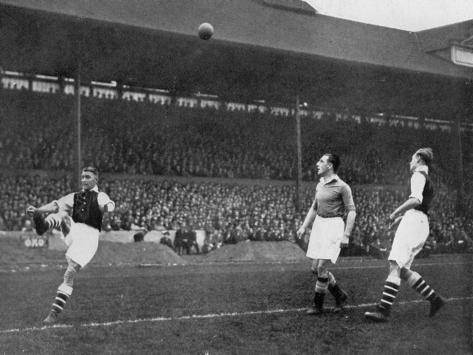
[0,230,206,250]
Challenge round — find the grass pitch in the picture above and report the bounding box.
[0,255,472,354]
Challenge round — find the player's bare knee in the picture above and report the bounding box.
[64,257,81,287]
[63,265,78,287]
[317,263,329,278]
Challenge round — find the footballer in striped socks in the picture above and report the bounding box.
[366,148,445,322]
[27,166,115,325]
[365,275,400,322]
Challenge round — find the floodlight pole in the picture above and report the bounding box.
[295,95,303,212]
[454,113,465,213]
[73,65,82,190]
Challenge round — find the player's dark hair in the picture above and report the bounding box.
[324,153,340,172]
[82,166,99,177]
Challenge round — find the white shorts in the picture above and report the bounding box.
[388,209,429,269]
[306,216,344,264]
[64,221,100,268]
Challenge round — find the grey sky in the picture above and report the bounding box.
[306,0,473,31]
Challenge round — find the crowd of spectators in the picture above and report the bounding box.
[0,89,471,188]
[1,174,472,255]
[1,88,472,255]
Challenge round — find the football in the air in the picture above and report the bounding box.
[198,23,214,40]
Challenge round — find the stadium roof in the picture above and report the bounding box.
[0,0,472,119]
[1,0,472,78]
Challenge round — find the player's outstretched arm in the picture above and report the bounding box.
[26,201,59,216]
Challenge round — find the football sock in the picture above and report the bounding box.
[406,271,439,302]
[327,271,336,286]
[377,275,400,315]
[45,214,62,230]
[50,284,73,315]
[327,272,345,304]
[314,276,329,309]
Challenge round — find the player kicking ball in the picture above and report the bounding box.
[365,148,445,322]
[26,166,115,324]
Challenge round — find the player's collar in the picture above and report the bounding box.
[414,165,429,174]
[82,186,99,192]
[320,174,339,184]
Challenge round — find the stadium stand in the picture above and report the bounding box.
[0,88,471,187]
[0,84,472,256]
[1,173,472,255]
[1,87,472,256]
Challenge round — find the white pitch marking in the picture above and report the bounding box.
[138,260,472,269]
[332,261,471,270]
[1,296,471,334]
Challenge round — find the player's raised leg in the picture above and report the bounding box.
[30,208,71,237]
